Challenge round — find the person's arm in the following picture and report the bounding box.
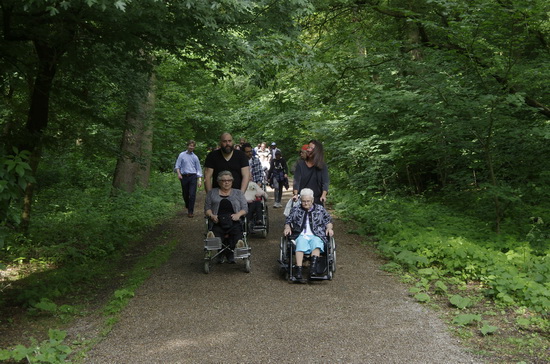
[232,190,249,220]
[320,164,329,203]
[284,223,292,236]
[292,162,301,200]
[194,156,203,188]
[325,222,334,237]
[204,167,213,192]
[175,154,183,179]
[240,166,250,193]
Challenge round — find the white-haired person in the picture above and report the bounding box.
[283,188,334,279]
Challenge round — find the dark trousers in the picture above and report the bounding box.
[211,221,243,251]
[273,178,283,204]
[180,175,198,213]
[247,200,262,223]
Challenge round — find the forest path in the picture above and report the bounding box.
[84,188,480,363]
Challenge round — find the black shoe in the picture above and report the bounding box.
[227,252,236,264]
[310,256,319,277]
[295,266,303,280]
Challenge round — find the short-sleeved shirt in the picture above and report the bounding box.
[205,149,249,190]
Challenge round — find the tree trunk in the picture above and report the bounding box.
[20,42,59,232]
[135,73,155,189]
[112,72,156,192]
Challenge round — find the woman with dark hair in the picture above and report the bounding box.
[292,139,329,205]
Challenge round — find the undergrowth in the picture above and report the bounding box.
[333,189,549,362]
[0,172,181,362]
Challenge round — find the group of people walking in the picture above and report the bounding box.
[174,132,333,272]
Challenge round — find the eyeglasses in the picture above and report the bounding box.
[220,179,233,183]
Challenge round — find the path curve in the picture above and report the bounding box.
[85,188,480,363]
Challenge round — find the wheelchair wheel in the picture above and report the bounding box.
[330,237,336,273]
[279,237,287,263]
[264,205,269,235]
[244,258,251,273]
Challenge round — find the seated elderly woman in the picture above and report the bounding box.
[283,188,334,279]
[205,170,248,263]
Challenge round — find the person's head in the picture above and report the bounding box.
[217,170,234,190]
[300,188,314,209]
[300,144,308,159]
[260,142,267,150]
[270,142,277,149]
[239,137,246,145]
[306,139,325,168]
[275,150,282,159]
[219,133,234,154]
[242,143,253,159]
[187,140,196,152]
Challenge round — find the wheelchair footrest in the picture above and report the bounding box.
[204,237,222,250]
[234,246,251,258]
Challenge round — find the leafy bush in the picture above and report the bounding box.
[0,172,180,306]
[0,148,35,253]
[334,190,550,312]
[5,172,179,265]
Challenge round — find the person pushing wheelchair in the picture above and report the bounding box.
[283,188,334,280]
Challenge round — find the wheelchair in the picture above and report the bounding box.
[246,194,269,238]
[203,217,251,274]
[278,232,336,282]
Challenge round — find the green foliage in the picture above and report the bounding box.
[453,314,482,326]
[334,190,550,313]
[0,148,35,251]
[450,295,473,310]
[0,329,71,363]
[480,323,499,336]
[1,171,179,307]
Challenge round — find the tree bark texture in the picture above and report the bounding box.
[112,72,156,193]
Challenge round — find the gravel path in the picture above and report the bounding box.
[85,189,480,363]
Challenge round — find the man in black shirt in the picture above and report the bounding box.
[204,133,250,193]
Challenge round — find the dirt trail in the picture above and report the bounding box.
[84,188,480,363]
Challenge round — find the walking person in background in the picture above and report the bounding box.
[243,143,265,187]
[268,150,288,208]
[257,142,271,172]
[293,140,329,205]
[174,140,203,218]
[269,142,281,160]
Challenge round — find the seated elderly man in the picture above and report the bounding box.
[205,170,248,263]
[283,188,334,279]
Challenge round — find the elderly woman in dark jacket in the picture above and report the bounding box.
[205,170,248,263]
[283,188,333,279]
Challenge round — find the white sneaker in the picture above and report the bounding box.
[236,240,245,249]
[207,231,215,238]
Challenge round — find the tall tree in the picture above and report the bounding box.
[1,0,312,227]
